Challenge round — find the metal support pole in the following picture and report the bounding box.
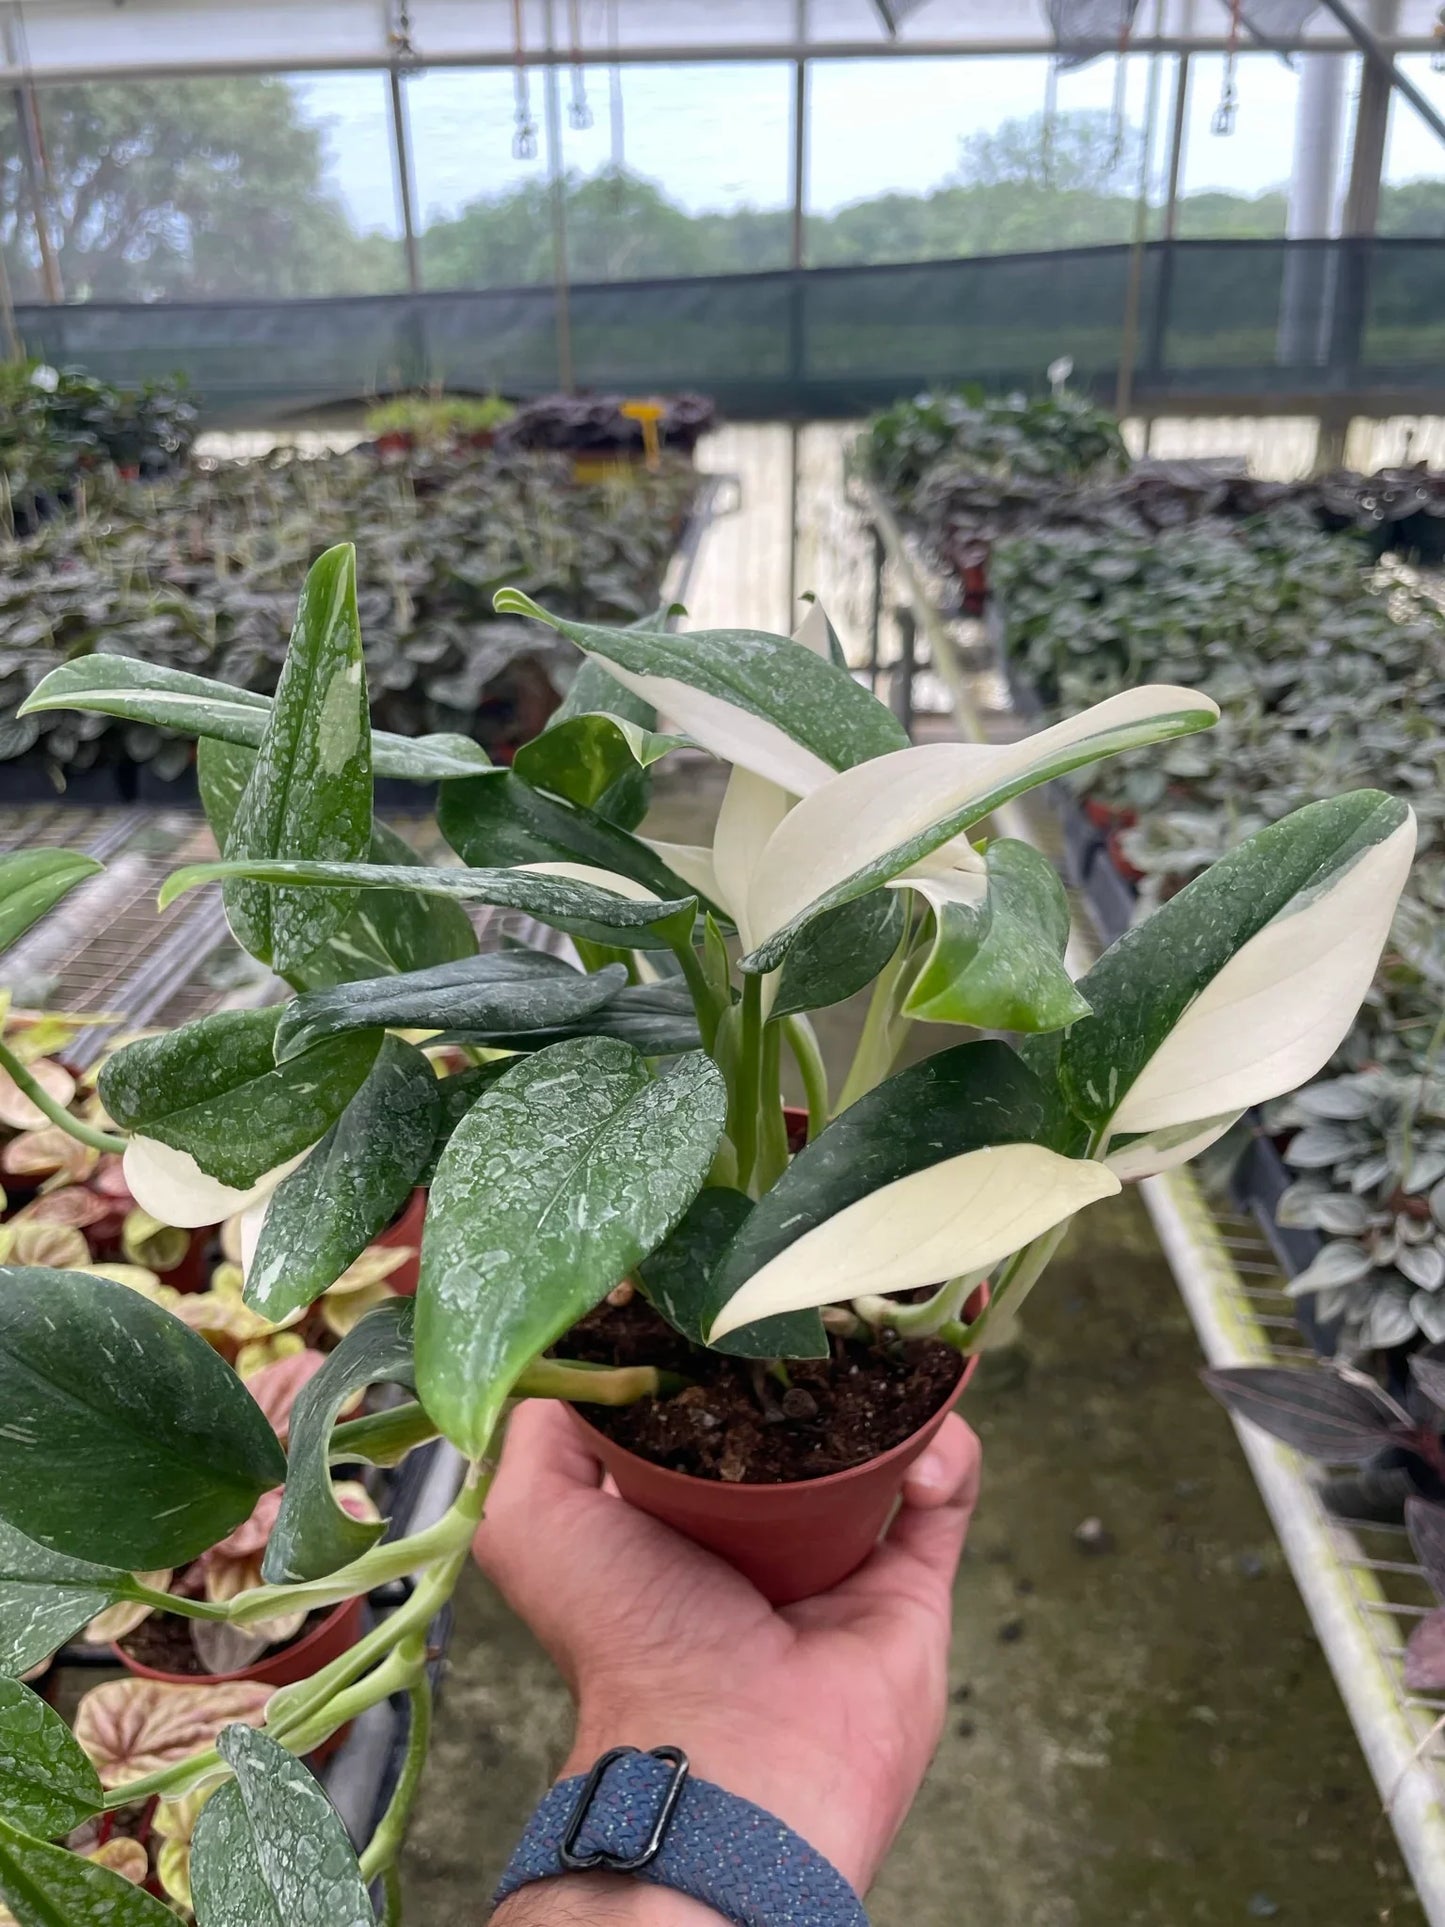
[892,605,916,737]
[1116,11,1165,418]
[1161,51,1189,239]
[389,69,422,294]
[867,525,884,694]
[1316,0,1445,151]
[786,420,800,622]
[790,24,807,270]
[1341,9,1397,238]
[13,83,60,302]
[543,0,573,393]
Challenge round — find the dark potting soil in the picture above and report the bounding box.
[561,1294,964,1484]
[117,1601,329,1678]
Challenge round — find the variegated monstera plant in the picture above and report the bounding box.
[0,541,1415,1919]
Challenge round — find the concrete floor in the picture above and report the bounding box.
[401,762,1418,1927]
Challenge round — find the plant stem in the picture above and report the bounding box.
[754,1021,790,1193]
[732,972,764,1194]
[783,1015,829,1141]
[836,931,911,1113]
[853,1269,988,1338]
[0,1038,125,1153]
[669,935,725,1054]
[332,1401,442,1468]
[378,1865,404,1926]
[946,1224,1072,1354]
[227,1460,490,1628]
[119,1580,234,1623]
[359,1651,432,1882]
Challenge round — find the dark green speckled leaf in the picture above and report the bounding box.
[417,1039,727,1456]
[190,1726,373,1927]
[0,1678,103,1837]
[0,1819,175,1926]
[0,1523,124,1679]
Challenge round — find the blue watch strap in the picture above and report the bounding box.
[494,1745,870,1925]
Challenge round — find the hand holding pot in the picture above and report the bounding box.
[478,1398,981,1915]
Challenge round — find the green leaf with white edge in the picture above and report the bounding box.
[0,852,102,955]
[0,1817,176,1926]
[438,771,713,908]
[159,857,698,952]
[1061,791,1416,1141]
[190,1725,373,1927]
[198,738,477,987]
[0,1524,125,1680]
[901,838,1089,1033]
[0,1678,103,1838]
[639,1187,827,1359]
[99,1005,382,1191]
[418,1039,727,1456]
[513,712,691,814]
[264,1300,415,1582]
[771,890,907,1023]
[274,951,626,1062]
[707,1040,1118,1342]
[20,656,496,782]
[0,1269,285,1568]
[245,1038,439,1322]
[495,588,908,794]
[221,544,373,972]
[741,686,1220,973]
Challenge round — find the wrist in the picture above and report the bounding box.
[563,1710,885,1895]
[493,1870,722,1924]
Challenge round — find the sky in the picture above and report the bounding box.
[293,50,1445,239]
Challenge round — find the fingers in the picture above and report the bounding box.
[820,1415,982,1621]
[886,1415,982,1580]
[472,1400,602,1580]
[900,1412,982,1513]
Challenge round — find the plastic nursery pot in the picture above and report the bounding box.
[377,1186,427,1296]
[570,1285,987,1608]
[114,1592,365,1692]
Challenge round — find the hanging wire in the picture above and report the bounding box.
[1433,3,1445,74]
[567,0,593,130]
[1042,56,1059,187]
[1109,42,1130,165]
[387,0,417,64]
[511,0,538,160]
[1212,0,1242,134]
[607,0,625,206]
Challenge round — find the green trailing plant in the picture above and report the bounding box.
[0,546,1415,1917]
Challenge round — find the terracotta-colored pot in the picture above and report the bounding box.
[377,1187,427,1296]
[114,1591,364,1691]
[570,1283,987,1607]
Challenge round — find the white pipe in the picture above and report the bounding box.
[1143,1168,1445,1927]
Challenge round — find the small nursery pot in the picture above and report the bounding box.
[377,1187,427,1296]
[570,1284,986,1608]
[114,1592,365,1692]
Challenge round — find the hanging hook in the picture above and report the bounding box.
[511,0,538,159]
[1213,0,1241,135]
[1433,3,1445,73]
[567,0,593,129]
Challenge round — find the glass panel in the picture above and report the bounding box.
[806,53,1173,264]
[410,67,557,289]
[1382,56,1445,233]
[1172,54,1297,236]
[558,62,793,278]
[10,74,404,302]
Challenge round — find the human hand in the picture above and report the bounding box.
[475,1398,981,1906]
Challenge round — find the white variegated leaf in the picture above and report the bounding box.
[743,686,1217,968]
[123,1137,308,1230]
[708,1144,1118,1341]
[1108,813,1415,1136]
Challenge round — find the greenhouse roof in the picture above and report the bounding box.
[4,0,1442,83]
